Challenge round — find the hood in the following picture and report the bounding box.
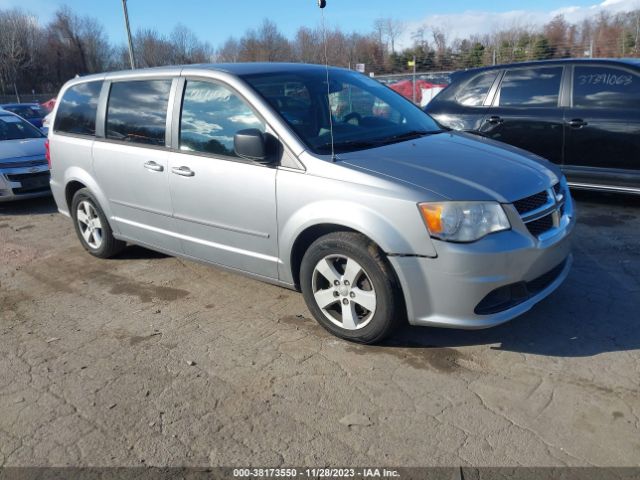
[338,131,560,203]
[0,138,46,162]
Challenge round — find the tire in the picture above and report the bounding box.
[300,231,403,344]
[71,188,125,258]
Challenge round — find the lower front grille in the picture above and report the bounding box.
[474,259,568,315]
[525,214,554,237]
[6,171,51,194]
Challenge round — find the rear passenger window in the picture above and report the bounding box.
[106,80,172,146]
[179,80,265,158]
[573,66,640,109]
[496,67,563,108]
[54,81,102,136]
[456,71,499,106]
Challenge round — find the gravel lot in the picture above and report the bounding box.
[0,192,639,467]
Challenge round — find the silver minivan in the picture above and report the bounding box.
[49,63,575,343]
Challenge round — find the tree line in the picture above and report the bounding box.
[1,5,639,96]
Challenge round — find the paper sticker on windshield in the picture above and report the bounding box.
[0,116,21,123]
[578,73,633,87]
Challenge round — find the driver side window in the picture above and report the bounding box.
[180,80,265,158]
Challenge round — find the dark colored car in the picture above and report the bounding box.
[426,58,640,195]
[0,103,46,128]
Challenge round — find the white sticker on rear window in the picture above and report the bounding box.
[578,73,633,87]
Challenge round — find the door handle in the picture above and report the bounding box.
[171,166,195,177]
[487,115,503,125]
[568,119,588,128]
[143,161,163,172]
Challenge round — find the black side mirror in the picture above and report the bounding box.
[234,129,275,164]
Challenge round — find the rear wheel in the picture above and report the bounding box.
[300,232,402,344]
[71,188,125,258]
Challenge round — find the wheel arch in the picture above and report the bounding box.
[62,167,117,234]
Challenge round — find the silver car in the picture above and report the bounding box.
[0,110,50,202]
[48,64,575,343]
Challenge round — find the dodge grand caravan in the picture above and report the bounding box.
[49,63,575,343]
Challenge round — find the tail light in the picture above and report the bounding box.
[45,139,51,168]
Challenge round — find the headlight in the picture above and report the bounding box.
[418,201,510,242]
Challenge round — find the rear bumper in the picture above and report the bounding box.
[389,205,575,329]
[0,165,51,202]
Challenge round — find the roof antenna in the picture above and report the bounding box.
[318,0,336,161]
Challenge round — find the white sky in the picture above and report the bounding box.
[398,0,640,48]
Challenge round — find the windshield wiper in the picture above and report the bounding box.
[315,130,442,155]
[315,139,382,154]
[382,130,440,142]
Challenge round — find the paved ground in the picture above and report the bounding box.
[0,192,639,467]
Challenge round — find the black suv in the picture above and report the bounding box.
[426,59,640,194]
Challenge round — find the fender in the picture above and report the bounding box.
[278,199,438,285]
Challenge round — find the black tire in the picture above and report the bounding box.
[71,188,125,258]
[300,231,403,344]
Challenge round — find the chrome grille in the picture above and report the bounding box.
[513,184,565,239]
[525,214,554,237]
[513,191,550,215]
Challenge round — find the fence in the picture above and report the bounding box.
[0,93,56,105]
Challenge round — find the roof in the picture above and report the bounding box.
[453,57,640,78]
[186,62,346,76]
[70,62,352,85]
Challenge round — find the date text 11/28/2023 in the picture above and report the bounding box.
[232,468,401,478]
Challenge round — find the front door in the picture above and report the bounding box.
[168,79,279,279]
[479,65,565,165]
[563,64,640,190]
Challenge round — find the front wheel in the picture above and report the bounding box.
[300,232,403,344]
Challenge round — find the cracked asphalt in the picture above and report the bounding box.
[0,192,639,467]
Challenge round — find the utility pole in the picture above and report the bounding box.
[122,0,136,69]
[412,55,417,104]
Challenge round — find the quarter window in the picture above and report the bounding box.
[573,66,640,109]
[456,71,499,106]
[179,80,265,157]
[496,67,563,107]
[54,81,102,136]
[106,80,172,146]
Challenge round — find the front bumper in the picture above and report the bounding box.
[390,195,576,329]
[0,164,51,202]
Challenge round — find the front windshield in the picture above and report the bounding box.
[0,114,44,141]
[243,69,442,155]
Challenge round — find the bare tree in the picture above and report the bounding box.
[134,28,173,67]
[170,24,212,64]
[384,18,405,54]
[293,27,322,64]
[238,19,292,62]
[217,37,241,63]
[0,9,39,98]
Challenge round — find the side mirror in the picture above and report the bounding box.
[234,129,274,164]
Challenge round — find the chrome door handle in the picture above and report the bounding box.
[144,161,163,172]
[171,166,195,177]
[487,115,503,125]
[568,118,588,128]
